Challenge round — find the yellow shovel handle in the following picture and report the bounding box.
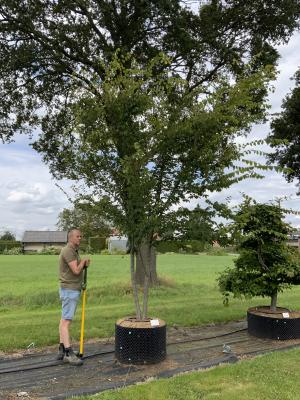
[79,288,86,357]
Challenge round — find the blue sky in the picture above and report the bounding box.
[0,32,300,240]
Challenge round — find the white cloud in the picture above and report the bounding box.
[0,137,73,239]
[7,190,38,203]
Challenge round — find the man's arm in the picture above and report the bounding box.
[68,259,88,275]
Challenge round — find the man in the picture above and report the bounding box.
[57,229,90,365]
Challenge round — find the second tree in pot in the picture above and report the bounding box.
[218,199,300,336]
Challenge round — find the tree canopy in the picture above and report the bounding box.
[0,231,16,241]
[268,69,300,188]
[1,0,299,142]
[163,204,229,246]
[56,202,111,239]
[178,205,216,243]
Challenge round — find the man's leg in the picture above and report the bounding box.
[59,319,71,348]
[61,319,83,365]
[58,289,83,365]
[56,319,70,360]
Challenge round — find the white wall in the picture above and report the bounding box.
[107,236,128,253]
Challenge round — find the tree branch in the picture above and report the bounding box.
[257,244,270,271]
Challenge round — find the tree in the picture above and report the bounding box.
[0,231,16,241]
[163,204,227,246]
[1,1,299,320]
[178,205,216,243]
[57,202,111,239]
[218,199,300,311]
[268,69,300,188]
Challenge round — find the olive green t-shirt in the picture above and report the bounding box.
[59,243,83,290]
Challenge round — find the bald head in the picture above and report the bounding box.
[68,229,82,247]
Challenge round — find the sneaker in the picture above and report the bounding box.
[56,344,65,360]
[63,349,83,366]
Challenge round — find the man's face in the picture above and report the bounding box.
[69,230,82,247]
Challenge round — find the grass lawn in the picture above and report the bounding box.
[72,348,300,400]
[1,254,300,351]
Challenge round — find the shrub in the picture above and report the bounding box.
[223,245,238,254]
[79,240,89,253]
[0,240,21,254]
[111,249,127,255]
[38,246,61,255]
[89,236,106,253]
[184,240,207,253]
[206,247,228,256]
[156,240,207,254]
[2,247,23,255]
[156,241,181,253]
[101,249,110,255]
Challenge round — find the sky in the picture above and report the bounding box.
[0,32,300,240]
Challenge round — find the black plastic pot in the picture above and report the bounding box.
[247,307,300,340]
[115,317,167,364]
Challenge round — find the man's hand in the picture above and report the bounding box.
[84,258,91,267]
[68,258,90,275]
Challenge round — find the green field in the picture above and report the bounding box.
[1,254,300,351]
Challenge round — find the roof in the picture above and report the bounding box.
[22,231,68,243]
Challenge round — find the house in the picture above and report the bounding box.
[107,236,128,253]
[22,231,67,253]
[287,231,300,250]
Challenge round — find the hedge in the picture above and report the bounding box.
[89,236,106,252]
[156,240,208,254]
[79,237,107,253]
[0,240,21,254]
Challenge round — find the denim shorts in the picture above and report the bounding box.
[59,288,81,320]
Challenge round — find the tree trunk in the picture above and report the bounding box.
[142,275,150,320]
[136,243,157,286]
[130,250,141,320]
[270,292,278,312]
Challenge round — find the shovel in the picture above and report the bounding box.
[79,266,88,358]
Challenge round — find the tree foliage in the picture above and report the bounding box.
[162,204,229,246]
[218,199,300,310]
[0,230,16,241]
[268,69,300,187]
[56,202,111,239]
[31,53,275,245]
[177,205,216,243]
[1,0,299,142]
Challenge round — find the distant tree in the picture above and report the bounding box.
[0,231,16,241]
[179,205,232,246]
[268,69,300,188]
[218,199,300,311]
[57,202,111,239]
[180,205,216,243]
[166,205,221,244]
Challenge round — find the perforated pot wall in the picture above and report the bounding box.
[247,308,300,340]
[115,319,167,364]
